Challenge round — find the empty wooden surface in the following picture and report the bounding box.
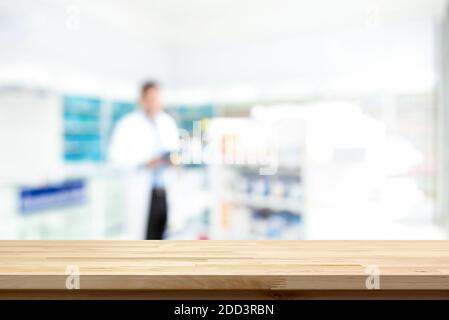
[0,240,449,298]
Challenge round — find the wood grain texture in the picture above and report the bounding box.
[0,240,449,298]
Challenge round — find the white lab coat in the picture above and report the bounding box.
[108,110,179,239]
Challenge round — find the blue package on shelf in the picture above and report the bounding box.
[63,96,102,116]
[64,153,102,162]
[64,118,100,136]
[250,209,303,240]
[64,139,102,161]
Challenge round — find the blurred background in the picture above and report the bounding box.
[0,0,448,240]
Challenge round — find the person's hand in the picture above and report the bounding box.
[144,157,165,169]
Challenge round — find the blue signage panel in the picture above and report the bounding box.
[19,180,86,214]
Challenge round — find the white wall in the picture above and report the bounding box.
[166,20,437,101]
[0,1,442,101]
[0,91,62,184]
[0,0,169,99]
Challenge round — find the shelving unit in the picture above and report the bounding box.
[107,100,137,140]
[208,106,307,240]
[165,105,216,239]
[63,96,103,162]
[60,99,218,240]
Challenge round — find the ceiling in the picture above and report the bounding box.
[1,0,448,47]
[0,0,446,94]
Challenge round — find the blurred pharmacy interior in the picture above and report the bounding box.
[1,0,449,240]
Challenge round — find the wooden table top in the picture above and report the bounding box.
[1,240,449,291]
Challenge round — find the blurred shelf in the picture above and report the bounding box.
[228,193,304,213]
[229,164,303,176]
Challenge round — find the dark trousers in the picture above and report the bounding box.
[146,188,167,240]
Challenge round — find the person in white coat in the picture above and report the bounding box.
[109,81,179,239]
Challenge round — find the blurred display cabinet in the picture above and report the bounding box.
[107,101,137,141]
[63,96,138,163]
[169,104,215,169]
[0,175,125,240]
[63,96,103,162]
[207,105,307,240]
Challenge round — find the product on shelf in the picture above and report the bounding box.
[63,95,103,162]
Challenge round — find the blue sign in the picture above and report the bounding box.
[19,180,86,214]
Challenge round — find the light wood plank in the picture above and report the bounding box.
[0,240,448,296]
